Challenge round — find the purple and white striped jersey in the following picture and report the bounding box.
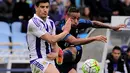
[27,14,56,61]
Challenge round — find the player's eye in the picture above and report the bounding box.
[40,6,45,8]
[46,6,49,8]
[40,6,49,9]
[117,53,120,55]
[71,17,75,19]
[77,17,80,20]
[71,17,76,19]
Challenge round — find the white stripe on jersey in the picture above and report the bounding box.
[27,14,56,60]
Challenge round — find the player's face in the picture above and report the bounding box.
[35,2,49,19]
[112,50,121,60]
[69,12,80,27]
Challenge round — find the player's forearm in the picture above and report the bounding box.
[47,43,59,60]
[51,43,60,53]
[40,31,69,44]
[92,21,112,29]
[51,31,69,43]
[70,37,96,45]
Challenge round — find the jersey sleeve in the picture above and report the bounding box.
[77,19,93,29]
[28,20,47,38]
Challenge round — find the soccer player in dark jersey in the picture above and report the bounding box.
[55,7,126,73]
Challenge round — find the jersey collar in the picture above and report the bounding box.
[34,14,49,23]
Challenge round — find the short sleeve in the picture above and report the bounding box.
[28,20,47,38]
[79,19,93,25]
[62,34,71,40]
[78,19,93,29]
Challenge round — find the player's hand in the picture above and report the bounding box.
[62,18,71,33]
[47,52,58,60]
[19,16,24,19]
[112,24,126,31]
[94,35,107,43]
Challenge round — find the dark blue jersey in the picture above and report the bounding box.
[56,19,93,49]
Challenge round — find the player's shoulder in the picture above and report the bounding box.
[79,18,86,21]
[28,18,34,25]
[48,18,54,23]
[79,18,90,22]
[28,17,41,27]
[79,18,92,24]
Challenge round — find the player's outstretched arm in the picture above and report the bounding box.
[40,18,71,44]
[92,21,126,31]
[66,35,107,45]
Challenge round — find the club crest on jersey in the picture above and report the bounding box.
[43,61,48,65]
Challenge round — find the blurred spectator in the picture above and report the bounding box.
[65,0,71,8]
[55,0,64,16]
[0,0,14,23]
[124,47,130,73]
[30,0,35,14]
[99,0,121,22]
[110,0,121,16]
[81,6,92,20]
[49,1,62,23]
[13,0,32,33]
[64,0,76,17]
[83,0,105,22]
[49,0,54,4]
[81,6,93,33]
[104,46,128,73]
[75,0,80,8]
[119,0,130,16]
[84,0,100,18]
[121,45,128,57]
[13,0,32,21]
[0,0,3,2]
[66,0,75,7]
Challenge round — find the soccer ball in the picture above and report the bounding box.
[82,59,100,73]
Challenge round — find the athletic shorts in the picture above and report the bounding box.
[30,58,55,73]
[63,45,82,63]
[56,62,77,73]
[56,45,82,73]
[74,45,82,63]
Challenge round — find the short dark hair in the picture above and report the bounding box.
[35,0,50,7]
[112,46,121,52]
[127,47,130,52]
[67,7,80,15]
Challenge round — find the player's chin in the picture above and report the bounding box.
[72,25,78,27]
[42,14,47,18]
[71,24,76,26]
[74,24,78,26]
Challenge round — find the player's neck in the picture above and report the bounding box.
[36,14,47,21]
[41,17,47,21]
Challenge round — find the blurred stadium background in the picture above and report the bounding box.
[0,0,130,73]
